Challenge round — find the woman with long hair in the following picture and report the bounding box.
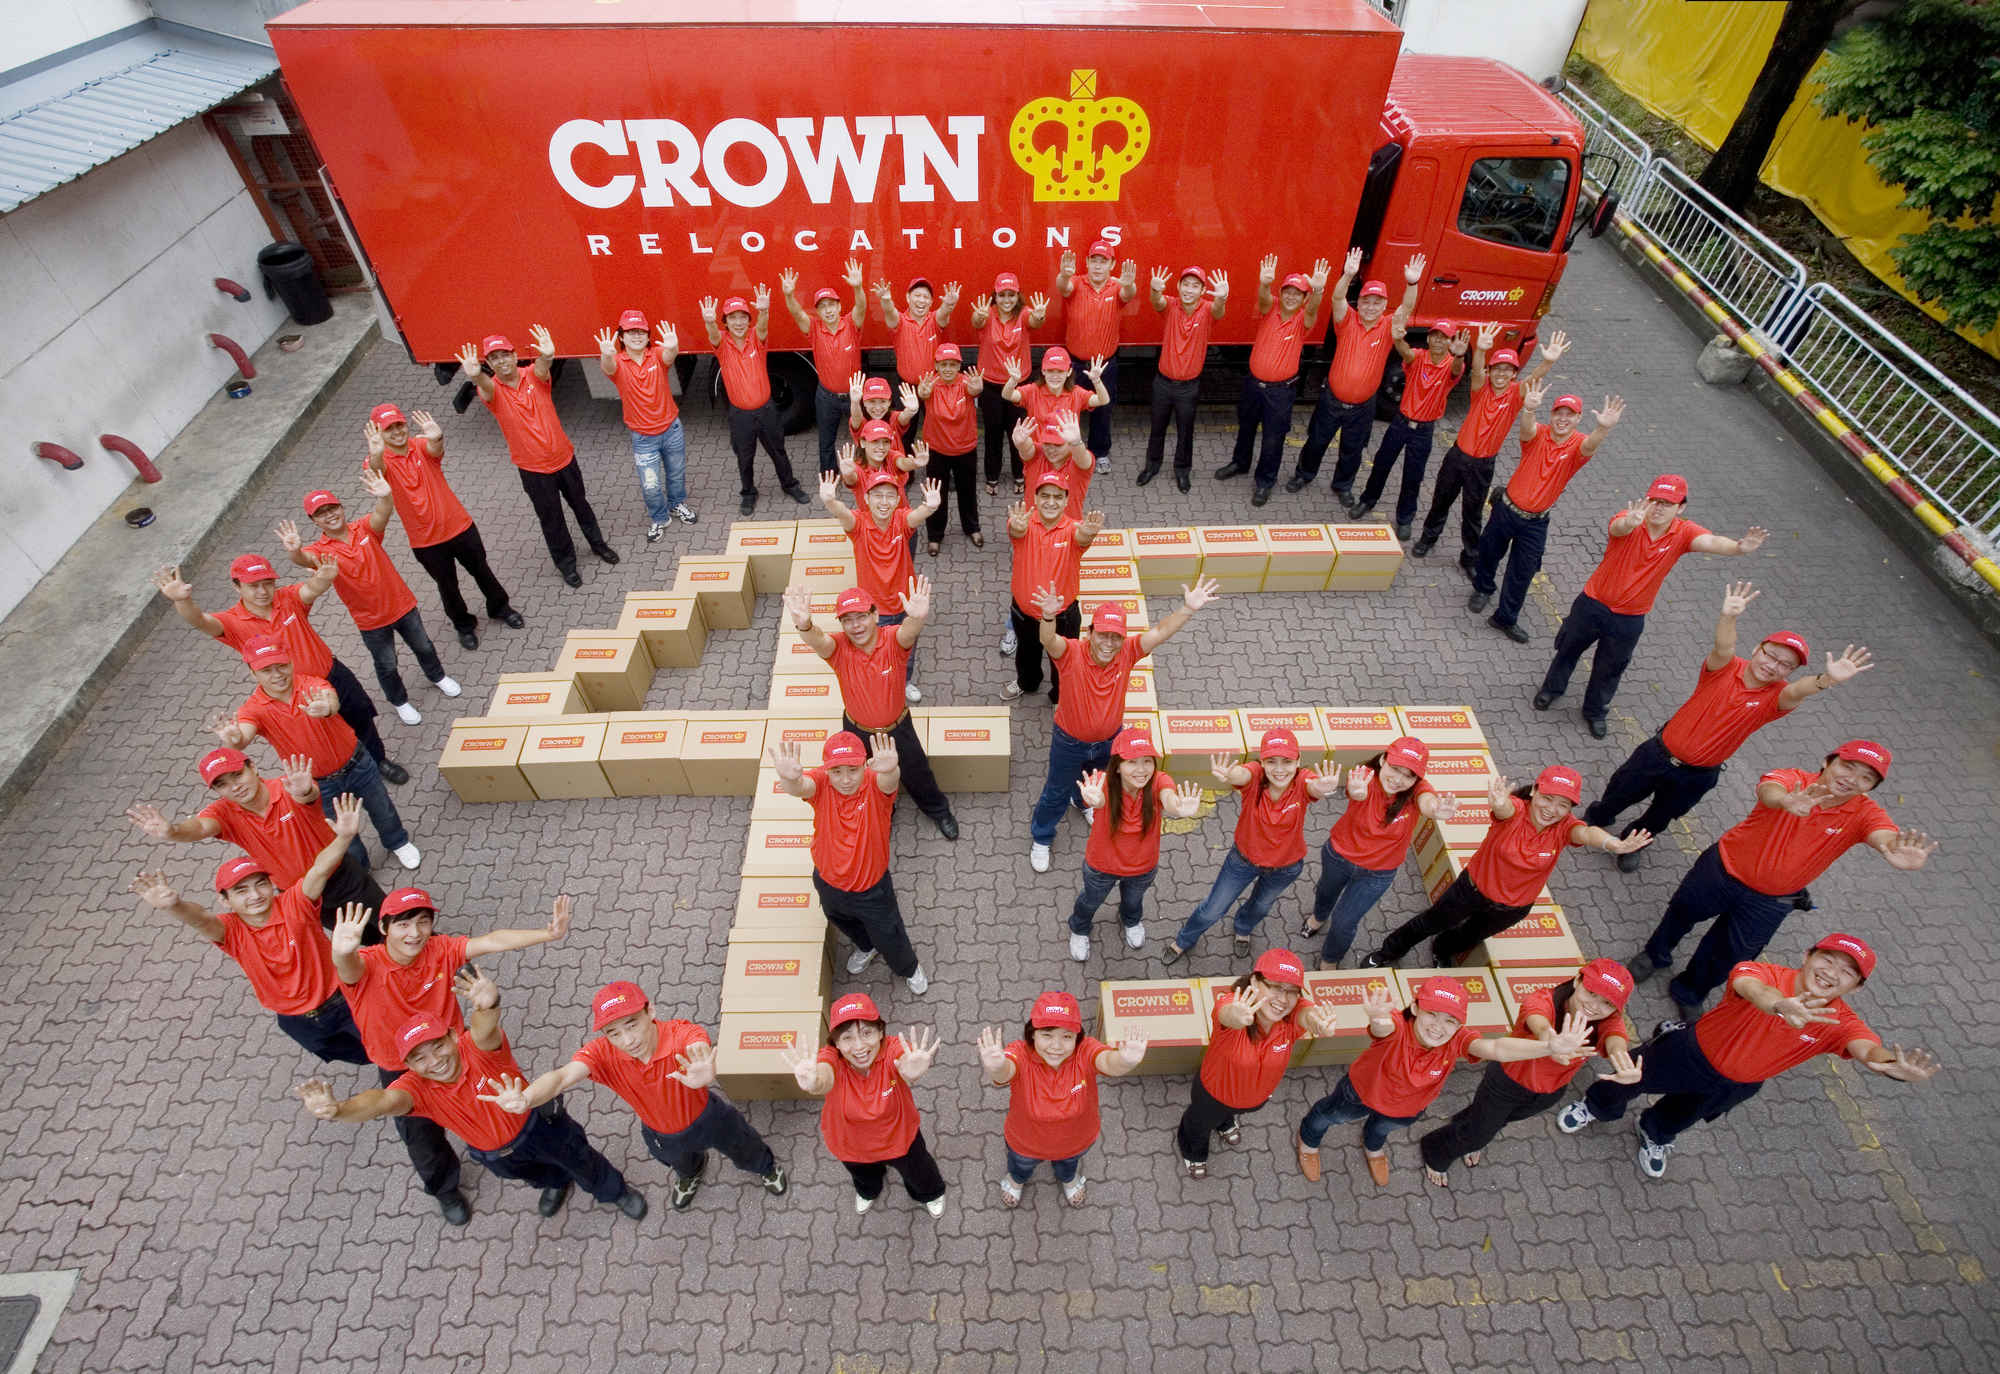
[1066,729,1204,961]
[1301,736,1456,969]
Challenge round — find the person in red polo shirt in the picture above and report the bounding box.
[458,326,617,587]
[1285,250,1423,502]
[772,732,930,996]
[1565,934,1939,1179]
[1002,347,1109,440]
[780,260,868,476]
[287,474,460,725]
[1176,949,1335,1178]
[820,468,941,695]
[596,309,695,540]
[1057,240,1138,471]
[1298,975,1585,1186]
[480,980,788,1212]
[848,376,917,459]
[783,992,945,1215]
[1218,254,1331,497]
[327,886,578,1223]
[1416,960,1640,1185]
[300,971,646,1221]
[1346,321,1470,538]
[1470,387,1627,643]
[156,554,399,780]
[1067,730,1206,961]
[1026,576,1219,871]
[1586,582,1874,872]
[364,403,523,649]
[916,344,985,552]
[1141,265,1228,492]
[784,579,958,839]
[972,273,1050,495]
[977,990,1147,1207]
[701,287,811,517]
[1536,474,1769,737]
[1364,766,1652,968]
[1301,736,1455,970]
[875,274,961,389]
[128,794,371,1064]
[1166,729,1345,962]
[1411,323,1564,566]
[1635,740,1933,1017]
[1004,473,1105,702]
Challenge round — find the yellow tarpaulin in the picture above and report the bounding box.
[1575,0,2000,360]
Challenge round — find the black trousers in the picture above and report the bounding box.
[1583,1025,1762,1146]
[1376,871,1531,967]
[466,1097,626,1203]
[380,1065,462,1197]
[814,383,848,474]
[1294,389,1376,488]
[1584,736,1725,839]
[1470,501,1550,628]
[1146,374,1201,475]
[273,994,370,1065]
[980,384,1025,483]
[1011,600,1081,698]
[729,401,800,498]
[518,459,605,576]
[842,1129,946,1203]
[814,871,920,977]
[1417,1060,1563,1172]
[845,712,952,821]
[1419,445,1495,555]
[410,523,514,632]
[641,1092,776,1181]
[1233,376,1297,487]
[1084,355,1118,456]
[321,853,387,936]
[1540,593,1648,724]
[325,657,386,764]
[923,448,980,537]
[1358,415,1437,525]
[1175,1076,1263,1164]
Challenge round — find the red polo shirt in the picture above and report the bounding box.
[1051,634,1144,743]
[807,768,895,893]
[1084,772,1177,877]
[1505,424,1590,513]
[305,519,418,632]
[807,316,861,392]
[1715,768,1892,896]
[1064,277,1124,359]
[716,330,772,409]
[1249,305,1308,383]
[218,886,337,1015]
[610,346,679,434]
[214,585,334,679]
[1503,987,1630,1094]
[1329,776,1437,871]
[1232,762,1317,869]
[1455,381,1525,458]
[378,438,472,549]
[342,934,470,1070]
[1583,516,1709,615]
[848,413,909,460]
[1003,1036,1108,1161]
[1157,301,1214,381]
[1399,354,1463,423]
[1327,310,1396,404]
[817,1035,920,1162]
[847,513,912,614]
[1347,1016,1482,1117]
[573,1019,712,1135]
[201,779,335,888]
[1466,805,1577,908]
[1015,381,1091,429]
[483,371,573,473]
[828,632,912,731]
[1009,515,1084,614]
[1695,962,1878,1083]
[892,313,941,383]
[1199,989,1307,1109]
[239,677,358,778]
[1022,451,1093,522]
[390,1030,529,1152]
[1659,658,1793,767]
[924,376,977,453]
[979,308,1032,384]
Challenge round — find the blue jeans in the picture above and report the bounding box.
[1069,862,1156,935]
[319,743,408,853]
[1084,355,1117,457]
[1300,1071,1420,1153]
[630,419,687,521]
[1006,1144,1084,1185]
[1358,415,1437,525]
[876,609,914,686]
[357,607,445,707]
[1471,500,1550,627]
[1645,843,1802,1008]
[814,383,848,474]
[1173,847,1304,952]
[1030,726,1115,845]
[1310,841,1400,963]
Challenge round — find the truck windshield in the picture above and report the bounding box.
[1457,157,1571,252]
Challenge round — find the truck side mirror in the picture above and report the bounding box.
[1588,190,1620,238]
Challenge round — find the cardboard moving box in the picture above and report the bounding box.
[1158,709,1244,779]
[1261,523,1337,591]
[741,819,818,876]
[772,627,839,677]
[486,673,585,719]
[597,714,689,796]
[1395,705,1485,750]
[1077,591,1149,630]
[1296,968,1403,1066]
[1124,664,1158,712]
[1078,558,1143,596]
[1422,748,1497,792]
[1394,966,1510,1036]
[732,876,827,940]
[616,593,708,668]
[678,712,768,795]
[1328,523,1405,590]
[1083,527,1131,559]
[1195,525,1270,590]
[520,717,613,799]
[766,677,841,715]
[714,1009,828,1101]
[556,632,655,712]
[1416,794,1496,865]
[792,518,851,558]
[672,555,757,629]
[719,937,830,1011]
[438,718,537,803]
[1317,707,1400,765]
[1494,964,1587,1027]
[1130,526,1200,593]
[764,717,842,757]
[923,713,1010,792]
[794,554,861,593]
[1478,900,1581,969]
[1099,978,1209,1075]
[1238,707,1327,762]
[751,765,815,821]
[724,521,797,593]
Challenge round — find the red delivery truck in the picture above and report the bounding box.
[268,0,1603,426]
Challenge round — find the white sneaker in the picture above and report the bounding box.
[1069,933,1090,962]
[923,1196,946,1219]
[906,966,930,995]
[905,683,922,704]
[646,522,666,543]
[1124,923,1146,950]
[846,948,879,975]
[1556,1101,1597,1134]
[854,1192,874,1215]
[1001,681,1025,702]
[1000,627,1018,655]
[434,676,461,698]
[394,701,422,725]
[393,843,422,869]
[1635,1118,1674,1179]
[673,504,698,524]
[1030,842,1051,873]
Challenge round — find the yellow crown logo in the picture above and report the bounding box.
[1011,70,1150,202]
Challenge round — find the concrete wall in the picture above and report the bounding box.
[0,0,152,73]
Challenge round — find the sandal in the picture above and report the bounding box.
[1463,1150,1483,1168]
[1061,1177,1087,1207]
[1300,919,1325,940]
[985,480,998,497]
[998,1177,1024,1208]
[1013,478,1025,496]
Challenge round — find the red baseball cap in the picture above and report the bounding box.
[811,287,840,306]
[240,635,290,670]
[834,587,876,617]
[1110,727,1157,760]
[213,854,267,892]
[1030,990,1083,1031]
[829,990,883,1031]
[721,296,751,318]
[592,980,650,1030]
[994,271,1021,293]
[1033,469,1071,494]
[1087,239,1116,260]
[1253,948,1306,988]
[907,275,933,293]
[859,418,894,441]
[1384,735,1429,774]
[1038,419,1068,445]
[303,489,340,515]
[1259,728,1300,760]
[1812,932,1876,981]
[823,731,867,766]
[1488,348,1521,368]
[480,333,514,356]
[617,308,648,330]
[1831,739,1891,779]
[933,342,962,363]
[1761,631,1809,664]
[396,1013,452,1056]
[1359,279,1389,299]
[229,553,277,583]
[1090,604,1128,634]
[1578,957,1634,1010]
[1647,474,1688,503]
[199,746,251,785]
[1427,318,1456,335]
[1551,394,1583,413]
[1534,765,1582,803]
[862,377,892,400]
[370,403,405,428]
[1179,266,1207,285]
[1413,975,1469,1020]
[1280,273,1311,292]
[380,886,436,919]
[860,468,901,495]
[1042,347,1072,372]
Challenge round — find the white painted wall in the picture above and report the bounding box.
[0,119,290,620]
[1390,0,1590,82]
[0,0,153,75]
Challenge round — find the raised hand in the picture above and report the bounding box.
[903,574,932,620]
[1882,830,1937,871]
[1060,248,1077,277]
[872,279,893,300]
[1209,268,1229,299]
[1057,410,1083,445]
[1076,768,1108,810]
[1302,1000,1339,1038]
[1487,773,1511,809]
[768,738,805,782]
[529,323,555,357]
[1116,1033,1147,1067]
[1541,329,1570,360]
[778,266,799,297]
[1361,983,1398,1023]
[1345,764,1373,801]
[1181,575,1221,611]
[546,893,574,940]
[358,465,391,499]
[867,732,898,774]
[698,296,719,323]
[1594,395,1626,427]
[976,1025,1008,1075]
[941,280,962,304]
[1258,253,1278,286]
[1007,500,1030,531]
[1522,380,1548,412]
[1119,259,1137,287]
[297,1078,339,1120]
[456,342,481,376]
[1034,583,1065,620]
[1209,751,1240,783]
[899,382,919,410]
[1433,792,1460,821]
[1449,328,1472,356]
[1721,580,1759,617]
[1027,291,1050,315]
[753,282,772,313]
[1868,1046,1941,1083]
[848,371,864,402]
[818,471,840,505]
[844,257,865,289]
[1231,982,1270,1024]
[281,754,316,800]
[207,708,251,747]
[917,371,937,399]
[1085,354,1107,383]
[1738,526,1769,553]
[669,1041,718,1090]
[453,966,499,1010]
[303,685,339,718]
[656,321,677,352]
[1547,1011,1591,1064]
[1003,355,1023,383]
[1606,828,1654,855]
[971,292,992,318]
[1309,257,1332,291]
[1150,265,1171,292]
[1172,776,1205,813]
[780,1042,822,1091]
[782,584,813,628]
[152,565,194,601]
[126,804,172,841]
[1078,508,1106,541]
[1404,252,1427,284]
[1343,247,1364,277]
[330,792,364,837]
[411,409,441,438]
[130,870,179,909]
[897,1026,940,1076]
[329,902,371,957]
[1770,991,1840,1029]
[1602,1045,1643,1084]
[1778,779,1834,817]
[363,419,385,457]
[476,1074,533,1114]
[594,326,618,355]
[1476,320,1501,350]
[275,519,303,551]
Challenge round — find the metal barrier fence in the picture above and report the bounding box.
[1622,159,1806,334]
[1554,85,1650,204]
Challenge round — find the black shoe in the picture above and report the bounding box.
[1360,950,1387,969]
[740,495,758,516]
[1490,616,1529,644]
[1135,464,1161,487]
[784,485,811,506]
[437,1189,471,1226]
[672,1155,708,1210]
[1532,691,1556,710]
[1394,521,1412,540]
[1617,848,1645,874]
[456,627,479,651]
[562,569,583,588]
[591,543,620,565]
[1410,535,1436,558]
[934,813,960,840]
[1330,484,1352,504]
[499,609,525,629]
[1214,462,1249,481]
[1628,950,1665,983]
[1345,502,1373,523]
[1251,485,1272,507]
[1162,943,1187,965]
[760,1165,789,1197]
[1670,993,1703,1023]
[1587,717,1609,739]
[1283,473,1311,494]
[451,380,477,415]
[379,760,411,786]
[1175,472,1191,493]
[615,1187,648,1220]
[537,1183,572,1217]
[432,361,460,386]
[1466,591,1492,613]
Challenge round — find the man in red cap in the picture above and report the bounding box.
[875,273,961,393]
[702,286,811,517]
[770,732,929,996]
[1004,474,1106,703]
[1217,253,1331,498]
[1536,475,1769,737]
[476,980,788,1211]
[327,886,579,1223]
[596,308,693,540]
[1284,250,1424,504]
[363,403,522,649]
[1057,240,1138,471]
[783,578,959,839]
[1635,741,1934,1017]
[780,260,869,475]
[129,794,371,1063]
[1141,265,1229,492]
[299,969,647,1220]
[1411,323,1565,563]
[153,554,400,782]
[971,273,1050,494]
[1026,575,1220,871]
[1564,934,1940,1179]
[1469,386,1627,643]
[214,635,420,870]
[1010,411,1095,522]
[285,474,460,727]
[820,467,942,700]
[457,325,617,587]
[1586,582,1875,871]
[1345,320,1471,538]
[916,343,986,552]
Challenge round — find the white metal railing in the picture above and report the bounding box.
[1554,85,1650,203]
[1623,159,1807,333]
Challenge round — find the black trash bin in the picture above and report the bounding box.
[257,241,332,326]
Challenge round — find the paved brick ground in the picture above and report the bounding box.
[1,237,1995,1373]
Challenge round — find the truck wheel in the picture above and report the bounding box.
[770,355,817,435]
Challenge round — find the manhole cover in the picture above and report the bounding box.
[0,1295,37,1367]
